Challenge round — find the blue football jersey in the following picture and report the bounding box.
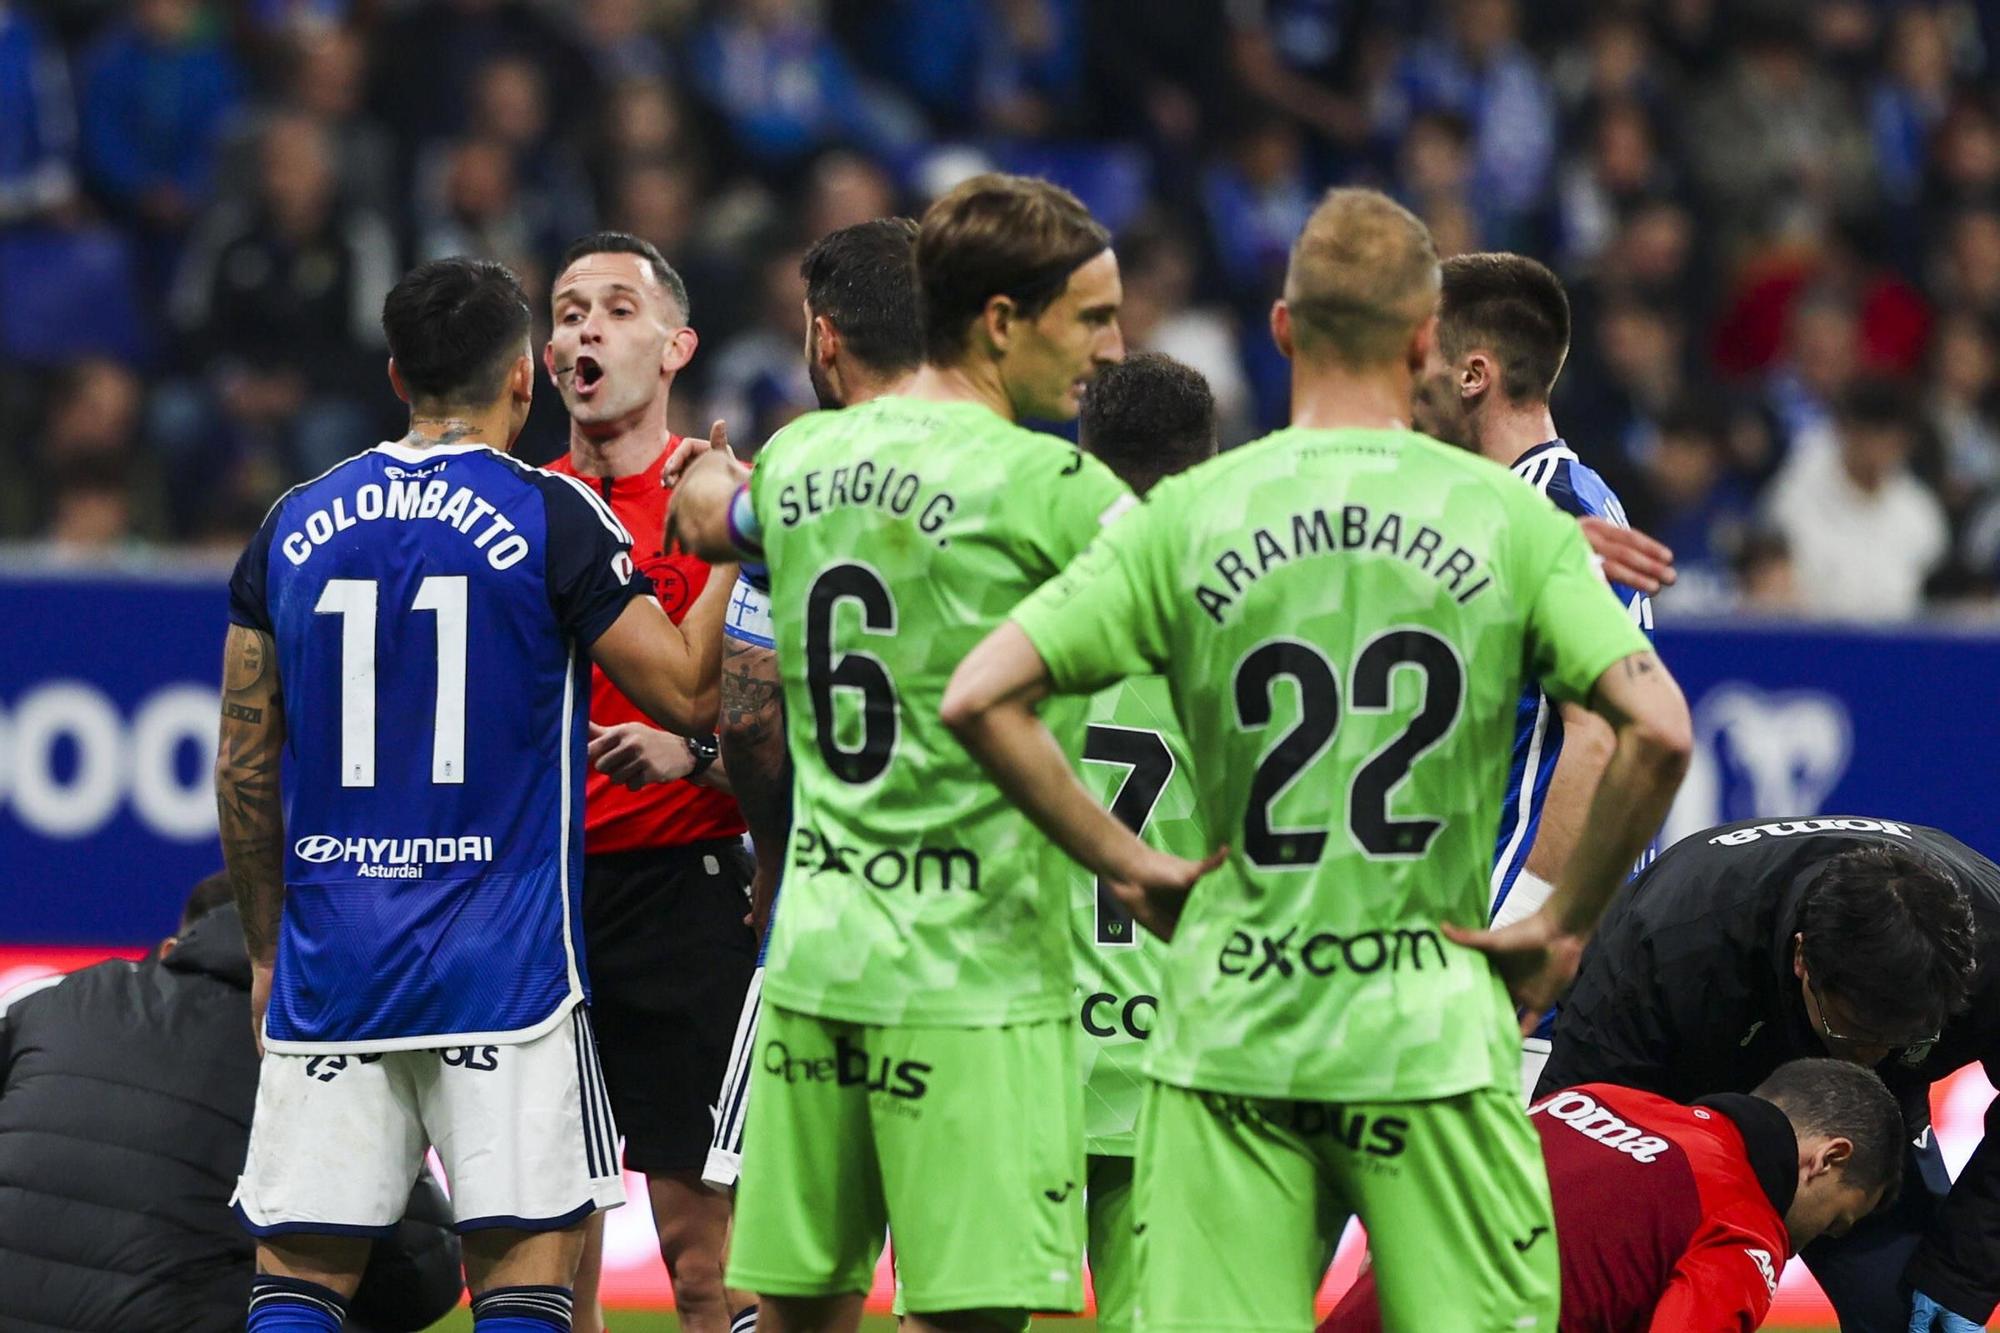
[1490,440,1655,920]
[228,439,651,1052]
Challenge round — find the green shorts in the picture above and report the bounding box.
[1087,1153,1139,1333]
[725,1004,1085,1315]
[1132,1081,1557,1332]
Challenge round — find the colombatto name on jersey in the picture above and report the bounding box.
[229,439,651,1053]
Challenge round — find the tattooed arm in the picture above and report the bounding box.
[718,636,790,937]
[216,623,287,1052]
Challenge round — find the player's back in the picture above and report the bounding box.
[1043,426,1648,1103]
[747,395,1129,1028]
[229,439,643,1052]
[1074,675,1204,1153]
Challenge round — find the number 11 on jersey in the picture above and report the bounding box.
[315,575,469,788]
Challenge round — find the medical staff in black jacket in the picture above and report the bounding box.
[1540,816,1999,1333]
[0,883,461,1332]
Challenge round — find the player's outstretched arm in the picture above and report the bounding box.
[719,636,790,935]
[589,565,735,736]
[1446,650,1690,1026]
[667,448,756,566]
[215,623,287,1054]
[943,622,1225,939]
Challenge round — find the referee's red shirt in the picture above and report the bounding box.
[1322,1083,1795,1333]
[547,439,747,853]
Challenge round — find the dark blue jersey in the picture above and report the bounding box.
[228,439,651,1051]
[1490,440,1654,921]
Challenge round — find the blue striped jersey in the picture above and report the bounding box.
[1490,440,1654,921]
[228,439,651,1052]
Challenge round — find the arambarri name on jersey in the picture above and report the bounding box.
[229,439,651,1053]
[1011,426,1652,1104]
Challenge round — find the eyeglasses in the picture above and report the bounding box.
[1806,977,1941,1059]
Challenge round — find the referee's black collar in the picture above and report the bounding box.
[1696,1092,1798,1219]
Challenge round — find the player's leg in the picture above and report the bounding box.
[1134,1084,1344,1331]
[880,1018,1085,1331]
[425,1006,627,1330]
[1336,1086,1558,1333]
[1085,1152,1139,1333]
[235,1048,428,1329]
[587,843,760,1333]
[572,1212,607,1333]
[724,1003,885,1333]
[703,957,765,1191]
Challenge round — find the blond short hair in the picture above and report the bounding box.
[1283,189,1440,367]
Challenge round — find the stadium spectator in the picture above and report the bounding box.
[1385,0,1557,246]
[367,0,594,150]
[279,24,397,219]
[1540,819,2000,1333]
[1325,1059,1908,1333]
[461,53,598,259]
[0,879,463,1332]
[1629,401,1756,615]
[703,241,815,446]
[0,3,79,224]
[1115,214,1253,444]
[77,0,243,248]
[1926,311,2000,507]
[1685,2,1874,259]
[167,112,395,492]
[686,0,908,178]
[417,137,541,291]
[1765,380,1950,620]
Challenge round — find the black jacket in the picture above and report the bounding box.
[0,905,462,1332]
[1538,816,2000,1322]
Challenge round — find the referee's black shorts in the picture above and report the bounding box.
[581,838,758,1176]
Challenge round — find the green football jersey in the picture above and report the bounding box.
[1075,676,1205,1156]
[1012,427,1653,1103]
[750,395,1131,1026]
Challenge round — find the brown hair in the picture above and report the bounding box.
[1283,188,1439,368]
[916,173,1110,364]
[1438,252,1572,403]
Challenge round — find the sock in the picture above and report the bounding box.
[731,1305,759,1333]
[472,1283,575,1332]
[247,1274,347,1333]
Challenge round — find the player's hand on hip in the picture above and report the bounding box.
[662,419,734,490]
[1442,913,1586,1035]
[249,959,273,1059]
[587,720,697,790]
[1909,1291,1983,1332]
[1578,516,1675,594]
[1109,845,1229,943]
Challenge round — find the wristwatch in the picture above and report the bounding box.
[684,733,719,780]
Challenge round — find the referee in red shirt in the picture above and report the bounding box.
[1322,1059,1903,1332]
[544,231,754,1333]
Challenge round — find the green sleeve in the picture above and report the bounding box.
[1521,506,1654,705]
[1012,498,1169,696]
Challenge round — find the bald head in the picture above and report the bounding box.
[1281,189,1440,368]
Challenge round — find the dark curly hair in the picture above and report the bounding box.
[1078,352,1217,495]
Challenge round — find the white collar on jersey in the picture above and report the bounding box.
[372,439,498,463]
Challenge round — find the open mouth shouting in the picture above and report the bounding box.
[571,354,606,399]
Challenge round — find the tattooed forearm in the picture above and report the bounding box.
[718,639,793,888]
[217,626,288,964]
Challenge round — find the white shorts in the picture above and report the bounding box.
[1520,1036,1552,1104]
[234,1004,625,1236]
[701,963,763,1190]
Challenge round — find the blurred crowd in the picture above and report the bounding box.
[5,0,2000,620]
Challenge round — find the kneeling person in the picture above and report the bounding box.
[1324,1058,1904,1332]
